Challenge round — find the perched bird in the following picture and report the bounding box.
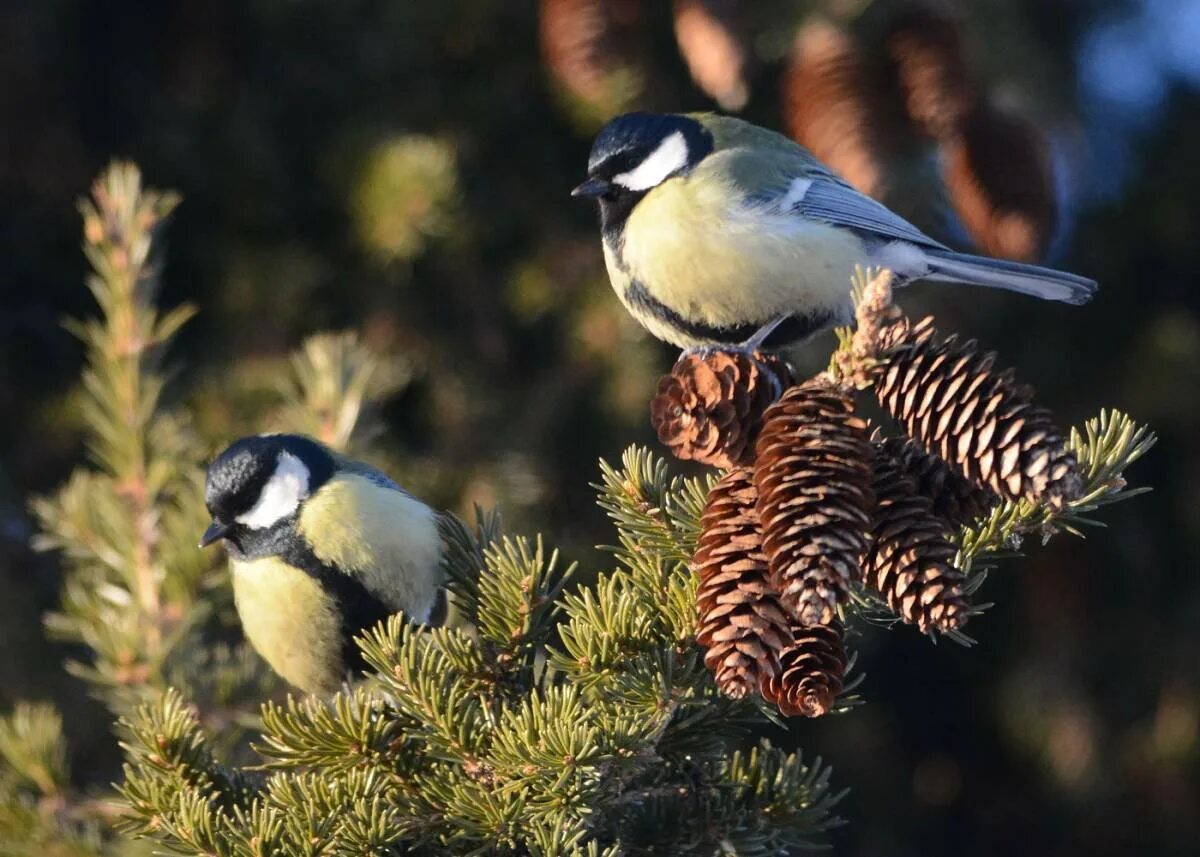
[572,112,1096,350]
[201,434,446,693]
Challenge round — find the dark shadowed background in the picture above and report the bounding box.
[1,1,1197,854]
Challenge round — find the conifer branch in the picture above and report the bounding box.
[23,163,1149,855]
[31,162,214,714]
[957,409,1156,572]
[0,703,69,798]
[114,447,847,854]
[0,704,112,853]
[275,331,412,455]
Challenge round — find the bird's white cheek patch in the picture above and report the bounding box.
[236,451,310,530]
[613,131,689,192]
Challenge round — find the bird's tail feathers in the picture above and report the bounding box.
[922,249,1097,306]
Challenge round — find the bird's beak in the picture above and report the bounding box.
[199,520,231,549]
[571,177,611,199]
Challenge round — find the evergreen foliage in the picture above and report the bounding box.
[109,418,1151,854]
[0,703,111,857]
[114,447,846,854]
[0,117,1158,857]
[0,164,424,854]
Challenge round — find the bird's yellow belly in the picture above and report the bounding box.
[231,557,345,693]
[613,190,866,348]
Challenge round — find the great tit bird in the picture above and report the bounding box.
[201,434,446,694]
[573,112,1096,350]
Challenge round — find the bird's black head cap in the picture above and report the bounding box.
[573,113,714,237]
[584,113,713,177]
[202,434,336,557]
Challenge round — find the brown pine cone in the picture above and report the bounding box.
[941,100,1056,263]
[694,468,794,698]
[753,377,873,626]
[867,442,969,633]
[782,21,893,198]
[673,0,750,110]
[874,316,1081,509]
[884,1,976,140]
[761,622,847,718]
[539,0,644,112]
[651,350,791,470]
[876,434,997,527]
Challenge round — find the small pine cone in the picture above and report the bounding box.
[673,0,750,110]
[754,378,873,626]
[651,350,791,469]
[874,316,1081,509]
[877,435,997,527]
[884,1,976,139]
[867,444,969,633]
[941,100,1056,262]
[694,469,794,699]
[761,622,847,718]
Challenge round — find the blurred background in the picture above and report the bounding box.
[0,0,1197,854]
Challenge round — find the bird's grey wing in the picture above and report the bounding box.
[723,142,950,250]
[787,176,951,251]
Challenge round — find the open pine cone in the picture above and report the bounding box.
[867,440,970,633]
[875,316,1080,509]
[754,377,874,626]
[694,468,793,698]
[651,350,791,469]
[761,622,847,718]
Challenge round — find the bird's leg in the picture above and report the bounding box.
[677,316,791,362]
[736,315,789,354]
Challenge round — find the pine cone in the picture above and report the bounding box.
[782,21,893,198]
[867,442,969,633]
[651,350,791,469]
[694,468,794,698]
[884,1,975,139]
[754,378,873,626]
[761,622,847,718]
[941,100,1056,262]
[877,434,997,527]
[539,0,644,112]
[874,316,1081,509]
[673,0,750,110]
